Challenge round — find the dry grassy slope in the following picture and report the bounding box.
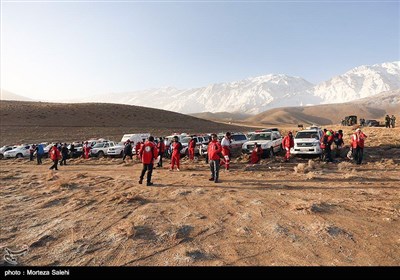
[190,112,251,122]
[0,101,257,145]
[247,90,400,126]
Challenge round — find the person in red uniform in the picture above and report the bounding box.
[282,131,294,162]
[135,141,142,160]
[83,141,91,159]
[170,136,182,171]
[208,134,222,183]
[49,144,61,170]
[351,128,367,165]
[139,136,158,186]
[157,137,165,167]
[250,143,263,164]
[220,132,232,171]
[188,136,196,161]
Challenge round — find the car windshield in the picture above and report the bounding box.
[181,137,191,144]
[296,131,319,139]
[93,143,105,148]
[232,134,247,141]
[250,133,271,141]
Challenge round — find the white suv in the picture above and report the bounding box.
[290,128,324,156]
[242,131,282,157]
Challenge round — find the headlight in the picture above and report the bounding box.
[312,143,318,146]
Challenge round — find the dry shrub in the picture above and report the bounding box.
[344,169,357,179]
[308,160,316,170]
[306,171,316,180]
[338,161,352,171]
[113,221,135,237]
[294,163,310,174]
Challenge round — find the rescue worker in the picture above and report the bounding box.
[135,141,142,160]
[320,130,334,162]
[334,129,344,157]
[49,144,61,170]
[170,136,182,171]
[351,128,367,165]
[138,136,158,186]
[220,132,232,171]
[83,141,91,159]
[157,137,165,167]
[282,131,294,162]
[35,143,44,165]
[250,143,263,164]
[188,136,196,161]
[208,134,222,183]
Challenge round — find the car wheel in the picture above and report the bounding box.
[98,151,104,158]
[16,153,23,158]
[0,154,3,159]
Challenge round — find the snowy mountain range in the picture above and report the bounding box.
[3,61,399,115]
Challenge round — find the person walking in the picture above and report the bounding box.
[351,128,367,165]
[207,134,222,183]
[138,136,158,186]
[49,144,61,170]
[29,144,36,161]
[60,143,69,166]
[123,140,133,162]
[282,131,294,162]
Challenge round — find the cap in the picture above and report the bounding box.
[355,128,361,132]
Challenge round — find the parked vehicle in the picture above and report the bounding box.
[290,127,324,156]
[364,119,380,127]
[0,145,16,159]
[90,141,117,157]
[107,142,131,157]
[3,145,32,158]
[120,133,150,145]
[343,115,357,126]
[242,131,282,157]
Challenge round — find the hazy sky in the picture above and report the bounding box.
[1,0,399,100]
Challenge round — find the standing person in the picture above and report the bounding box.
[282,131,294,162]
[157,137,165,167]
[320,130,334,162]
[208,134,222,183]
[49,144,61,170]
[83,141,91,159]
[220,132,232,171]
[60,143,69,166]
[138,136,158,186]
[69,143,75,158]
[188,136,196,161]
[334,130,344,157]
[135,141,142,160]
[123,140,133,162]
[35,143,44,165]
[29,144,36,161]
[385,114,391,128]
[351,128,367,165]
[170,136,182,171]
[391,115,396,128]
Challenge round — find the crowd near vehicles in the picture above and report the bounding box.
[290,126,324,156]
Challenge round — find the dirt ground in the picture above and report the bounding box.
[1,126,399,266]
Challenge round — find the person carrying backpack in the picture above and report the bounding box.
[138,136,158,186]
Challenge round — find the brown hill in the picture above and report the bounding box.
[246,90,400,126]
[190,111,251,122]
[0,101,257,146]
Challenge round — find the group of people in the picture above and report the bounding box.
[385,115,396,128]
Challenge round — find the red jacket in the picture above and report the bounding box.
[49,146,61,160]
[172,142,181,155]
[140,141,158,164]
[157,141,165,153]
[282,135,294,149]
[207,140,222,160]
[351,132,367,148]
[189,139,196,149]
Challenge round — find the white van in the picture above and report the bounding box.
[120,133,150,145]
